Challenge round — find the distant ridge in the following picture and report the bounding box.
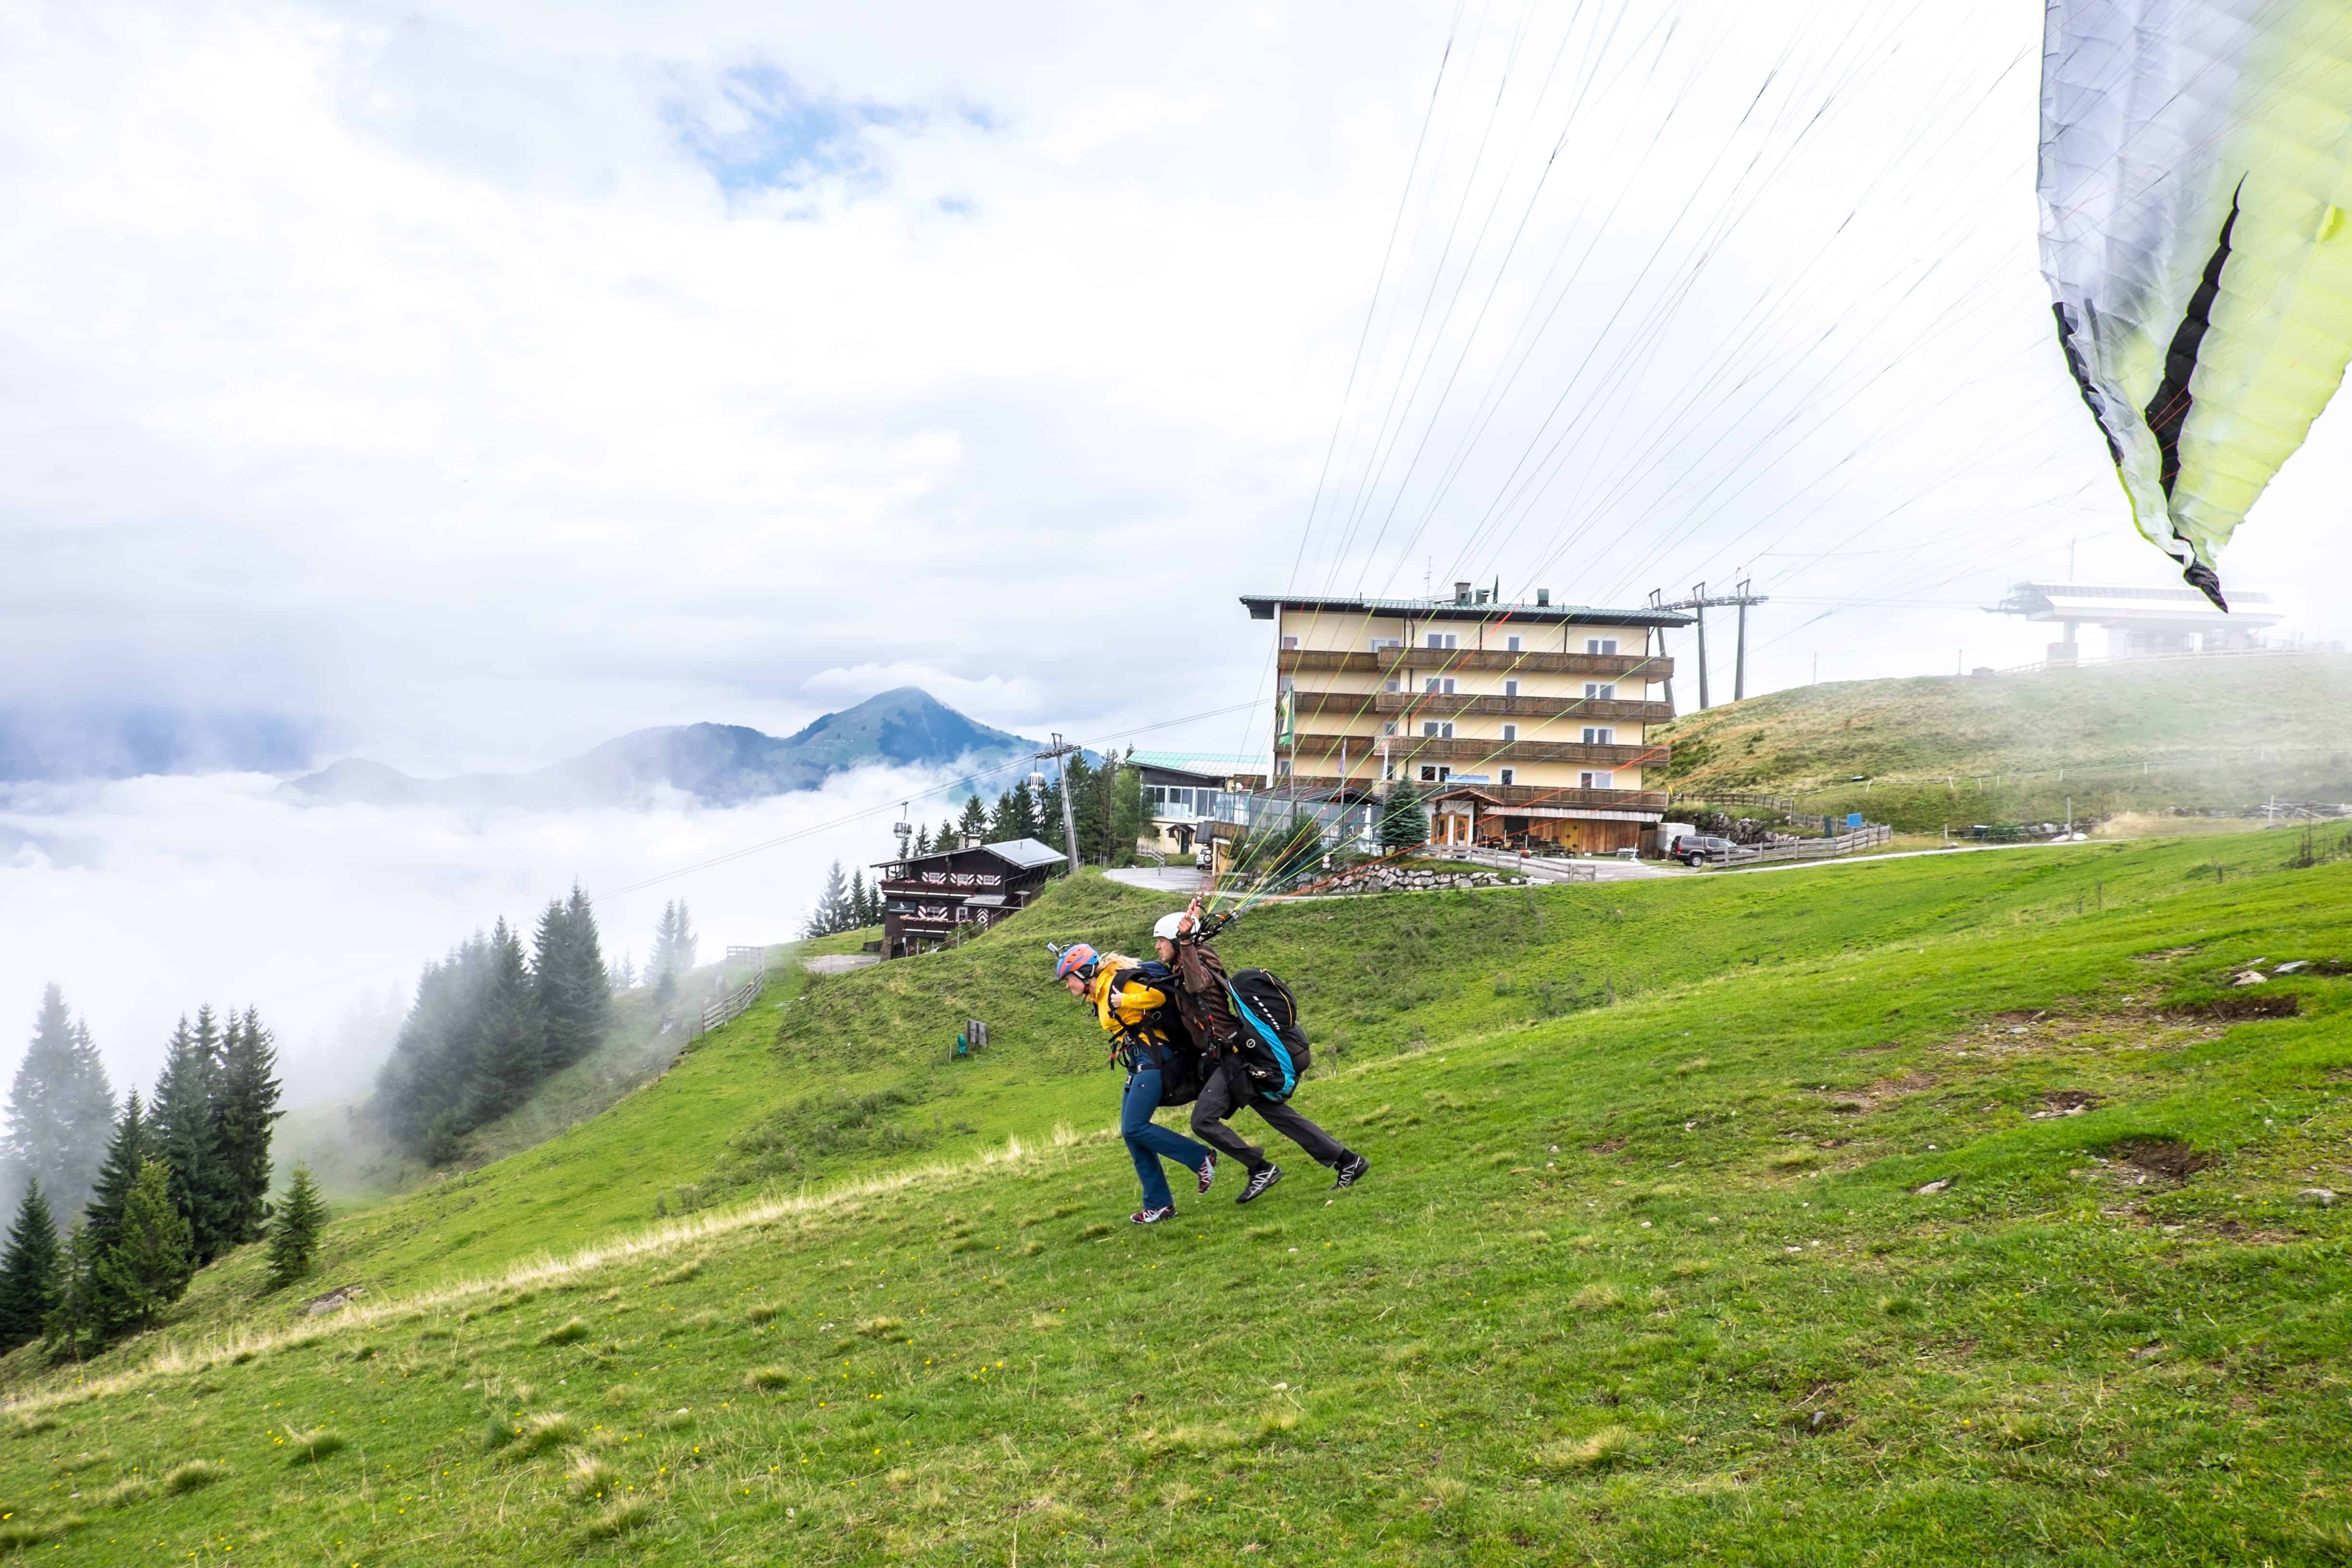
[283,688,1037,809]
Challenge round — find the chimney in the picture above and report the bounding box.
[1536,588,1550,606]
[1454,580,1473,605]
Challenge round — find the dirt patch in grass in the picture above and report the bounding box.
[2134,946,2201,964]
[2165,994,2300,1021]
[2115,1140,2214,1181]
[1589,1137,1628,1154]
[2031,1089,2100,1119]
[1819,1070,1934,1115]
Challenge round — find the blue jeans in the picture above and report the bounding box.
[1122,1066,1212,1211]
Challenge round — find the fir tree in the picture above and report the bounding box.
[912,825,931,855]
[43,1222,101,1359]
[935,816,958,853]
[847,869,871,931]
[2,986,117,1224]
[534,884,612,1071]
[207,1008,282,1251]
[0,1180,63,1352]
[804,862,851,938]
[957,792,989,845]
[1109,759,1147,864]
[613,948,637,991]
[81,1089,147,1256]
[465,919,546,1127]
[1037,774,1069,865]
[148,1010,232,1265]
[94,1159,194,1332]
[1379,781,1430,852]
[266,1164,327,1289]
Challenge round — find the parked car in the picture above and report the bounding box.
[1669,833,1737,867]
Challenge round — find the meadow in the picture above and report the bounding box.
[0,831,2347,1562]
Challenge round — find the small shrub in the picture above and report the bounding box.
[744,1366,793,1391]
[856,1317,907,1341]
[1252,1409,1300,1443]
[566,1454,619,1501]
[163,1459,228,1494]
[1534,1425,1641,1471]
[652,1260,702,1286]
[744,1304,777,1325]
[581,1498,653,1539]
[1570,1283,1624,1312]
[97,1475,153,1508]
[538,1317,590,1347]
[509,1412,579,1458]
[482,1418,517,1451]
[1880,1295,1920,1317]
[284,1426,346,1464]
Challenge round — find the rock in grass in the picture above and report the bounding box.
[2300,1188,2338,1208]
[163,1459,228,1494]
[1913,1177,1954,1196]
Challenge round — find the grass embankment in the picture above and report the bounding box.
[1659,653,2352,831]
[3,836,2351,1562]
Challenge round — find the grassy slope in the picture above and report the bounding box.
[0,835,2345,1561]
[1658,653,2352,830]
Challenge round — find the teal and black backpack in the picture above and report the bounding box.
[1222,968,1312,1103]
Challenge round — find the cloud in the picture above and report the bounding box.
[0,761,978,1106]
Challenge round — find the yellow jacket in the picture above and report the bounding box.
[1086,956,1173,1055]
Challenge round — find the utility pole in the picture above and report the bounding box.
[1647,590,1677,715]
[1040,734,1083,870]
[1655,581,1768,710]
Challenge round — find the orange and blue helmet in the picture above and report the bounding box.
[1054,943,1100,984]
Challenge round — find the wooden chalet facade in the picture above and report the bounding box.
[874,837,1067,959]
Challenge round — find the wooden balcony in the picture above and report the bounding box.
[1290,732,1666,769]
[1281,648,1670,681]
[1289,690,1672,724]
[1284,775,1670,813]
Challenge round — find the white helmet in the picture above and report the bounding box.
[1152,912,1187,942]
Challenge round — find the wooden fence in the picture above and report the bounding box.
[1707,823,1893,867]
[694,965,768,1040]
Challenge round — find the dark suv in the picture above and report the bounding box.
[1670,833,1737,867]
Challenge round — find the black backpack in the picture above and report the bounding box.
[1221,968,1312,1103]
[1109,963,1210,1107]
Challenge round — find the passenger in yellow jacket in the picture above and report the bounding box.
[1054,943,1215,1223]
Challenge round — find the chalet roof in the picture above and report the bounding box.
[1242,593,1692,628]
[979,837,1067,869]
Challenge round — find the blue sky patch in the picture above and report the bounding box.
[667,63,916,197]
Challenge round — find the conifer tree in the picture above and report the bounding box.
[534,884,612,1070]
[81,1090,147,1256]
[912,825,931,855]
[671,902,697,974]
[1379,781,1430,852]
[847,869,870,931]
[613,949,637,991]
[94,1159,193,1332]
[148,1011,231,1265]
[208,1008,282,1251]
[43,1222,100,1359]
[2,986,117,1224]
[1036,775,1069,866]
[465,919,546,1127]
[957,792,989,845]
[266,1164,327,1289]
[0,1180,63,1352]
[936,816,958,852]
[804,862,851,938]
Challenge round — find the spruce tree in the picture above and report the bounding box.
[957,792,989,845]
[1379,782,1429,852]
[3,986,117,1224]
[804,862,850,938]
[465,919,546,1127]
[266,1164,327,1289]
[43,1222,100,1359]
[613,949,637,991]
[82,1089,147,1256]
[670,902,697,973]
[534,884,612,1071]
[149,1011,232,1264]
[208,1008,281,1251]
[0,1180,63,1352]
[1110,760,1147,864]
[847,869,870,931]
[94,1159,194,1332]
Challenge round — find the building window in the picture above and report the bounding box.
[1501,723,1518,742]
[1371,637,1401,652]
[1582,726,1614,745]
[1282,635,1299,650]
[1500,768,1515,786]
[1441,677,1457,694]
[1441,722,1455,739]
[1385,678,1400,693]
[1382,721,1396,735]
[1586,637,1618,655]
[1425,632,1458,649]
[1276,758,1292,777]
[1424,677,1440,693]
[1419,765,1438,782]
[1422,721,1440,737]
[1507,635,1522,652]
[1504,678,1519,697]
[1579,770,1614,789]
[1383,760,1396,780]
[1584,681,1617,699]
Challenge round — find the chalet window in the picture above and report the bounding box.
[1281,635,1298,649]
[1425,677,1440,693]
[1586,637,1618,655]
[1425,632,1458,649]
[1584,682,1617,699]
[1500,768,1515,785]
[1502,724,1517,742]
[1382,760,1396,780]
[1382,721,1396,735]
[1507,635,1522,652]
[1504,679,1519,697]
[1583,726,1613,745]
[1419,765,1451,782]
[1422,721,1440,737]
[1371,637,1402,652]
[1580,770,1615,789]
[1385,678,1400,692]
[1442,678,1457,694]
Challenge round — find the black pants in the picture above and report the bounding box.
[1190,1061,1348,1170]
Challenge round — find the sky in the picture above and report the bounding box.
[4,0,2349,1095]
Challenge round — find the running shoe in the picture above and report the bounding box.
[1236,1164,1283,1205]
[1330,1152,1371,1189]
[1197,1152,1219,1195]
[1130,1205,1176,1225]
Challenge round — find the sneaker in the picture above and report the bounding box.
[1130,1205,1176,1225]
[1330,1152,1370,1189]
[1236,1164,1283,1205]
[1196,1152,1219,1196]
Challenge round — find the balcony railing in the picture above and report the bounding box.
[1283,775,1670,813]
[1289,732,1666,769]
[1281,648,1671,680]
[1287,690,1672,724]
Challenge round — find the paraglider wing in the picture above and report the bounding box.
[2039,0,2352,608]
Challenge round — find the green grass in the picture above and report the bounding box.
[2,834,2351,1561]
[1658,652,2352,830]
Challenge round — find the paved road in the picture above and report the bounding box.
[804,953,881,974]
[1103,866,1207,893]
[1455,846,1682,883]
